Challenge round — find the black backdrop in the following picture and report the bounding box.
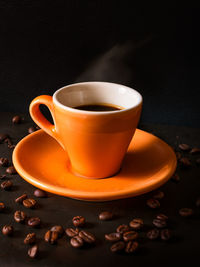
[0,1,199,127]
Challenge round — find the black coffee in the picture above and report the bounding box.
[74,104,122,112]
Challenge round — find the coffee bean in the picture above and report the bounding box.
[160,229,172,241]
[28,245,38,258]
[0,133,9,142]
[44,230,59,244]
[79,230,96,244]
[65,228,79,237]
[125,241,139,253]
[27,217,41,228]
[196,197,200,208]
[123,231,138,242]
[110,241,125,253]
[0,157,9,167]
[72,216,85,227]
[34,189,47,198]
[116,224,130,234]
[50,225,64,237]
[105,232,121,242]
[14,210,26,223]
[0,202,5,211]
[129,218,144,230]
[179,157,191,168]
[23,198,36,209]
[156,214,168,221]
[4,137,15,149]
[1,180,13,190]
[146,198,160,209]
[175,152,181,160]
[179,208,194,217]
[147,228,160,240]
[152,218,167,228]
[190,147,200,154]
[12,115,22,124]
[0,174,6,179]
[24,233,36,245]
[28,126,37,134]
[196,158,200,165]
[153,191,165,199]
[99,211,113,221]
[70,236,84,248]
[6,166,17,175]
[2,225,13,236]
[179,143,190,151]
[171,173,180,183]
[15,194,27,203]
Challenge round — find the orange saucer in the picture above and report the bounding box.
[13,129,177,202]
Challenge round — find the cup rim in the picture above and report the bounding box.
[53,81,143,115]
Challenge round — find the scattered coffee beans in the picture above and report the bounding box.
[23,198,36,209]
[12,115,22,124]
[66,228,79,237]
[179,208,194,217]
[105,233,121,242]
[44,230,59,244]
[110,241,125,253]
[0,174,6,179]
[0,157,9,167]
[179,157,191,168]
[70,236,84,248]
[15,194,27,203]
[152,218,167,228]
[6,166,17,174]
[125,241,138,253]
[116,224,130,234]
[129,218,144,230]
[99,211,113,221]
[0,133,9,142]
[153,191,164,199]
[14,210,26,223]
[79,230,96,244]
[50,225,64,237]
[34,189,47,198]
[179,143,190,151]
[1,180,13,190]
[27,217,41,228]
[147,229,160,240]
[156,214,168,221]
[2,225,13,236]
[123,231,138,242]
[72,216,85,227]
[0,202,5,211]
[160,229,172,241]
[24,233,36,245]
[28,245,38,258]
[190,147,200,154]
[28,126,37,134]
[147,198,160,209]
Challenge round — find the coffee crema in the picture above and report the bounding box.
[73,103,123,112]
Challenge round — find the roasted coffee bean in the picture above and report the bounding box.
[196,197,200,208]
[6,166,17,175]
[44,230,59,244]
[79,230,95,244]
[0,133,9,142]
[129,218,144,230]
[116,224,130,234]
[190,147,200,154]
[152,218,167,228]
[1,180,13,190]
[0,202,5,211]
[65,228,79,237]
[70,236,84,248]
[99,211,113,221]
[50,225,64,237]
[23,198,36,209]
[28,126,37,134]
[72,216,85,227]
[153,191,164,199]
[196,158,200,165]
[175,151,181,160]
[24,233,36,244]
[147,228,160,240]
[105,232,121,242]
[125,241,139,253]
[179,208,194,217]
[15,194,27,203]
[110,241,125,253]
[147,198,160,209]
[0,174,6,179]
[160,229,172,241]
[27,217,41,228]
[2,225,13,236]
[171,173,180,183]
[123,231,138,242]
[156,214,168,221]
[4,137,15,149]
[12,115,22,124]
[28,245,38,258]
[34,189,47,198]
[0,157,9,167]
[179,143,190,151]
[14,210,26,223]
[179,157,191,168]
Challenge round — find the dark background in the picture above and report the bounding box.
[0,1,199,127]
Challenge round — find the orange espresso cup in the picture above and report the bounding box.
[29,82,142,178]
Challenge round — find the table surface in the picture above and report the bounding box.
[0,112,199,267]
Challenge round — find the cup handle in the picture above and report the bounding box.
[29,95,58,141]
